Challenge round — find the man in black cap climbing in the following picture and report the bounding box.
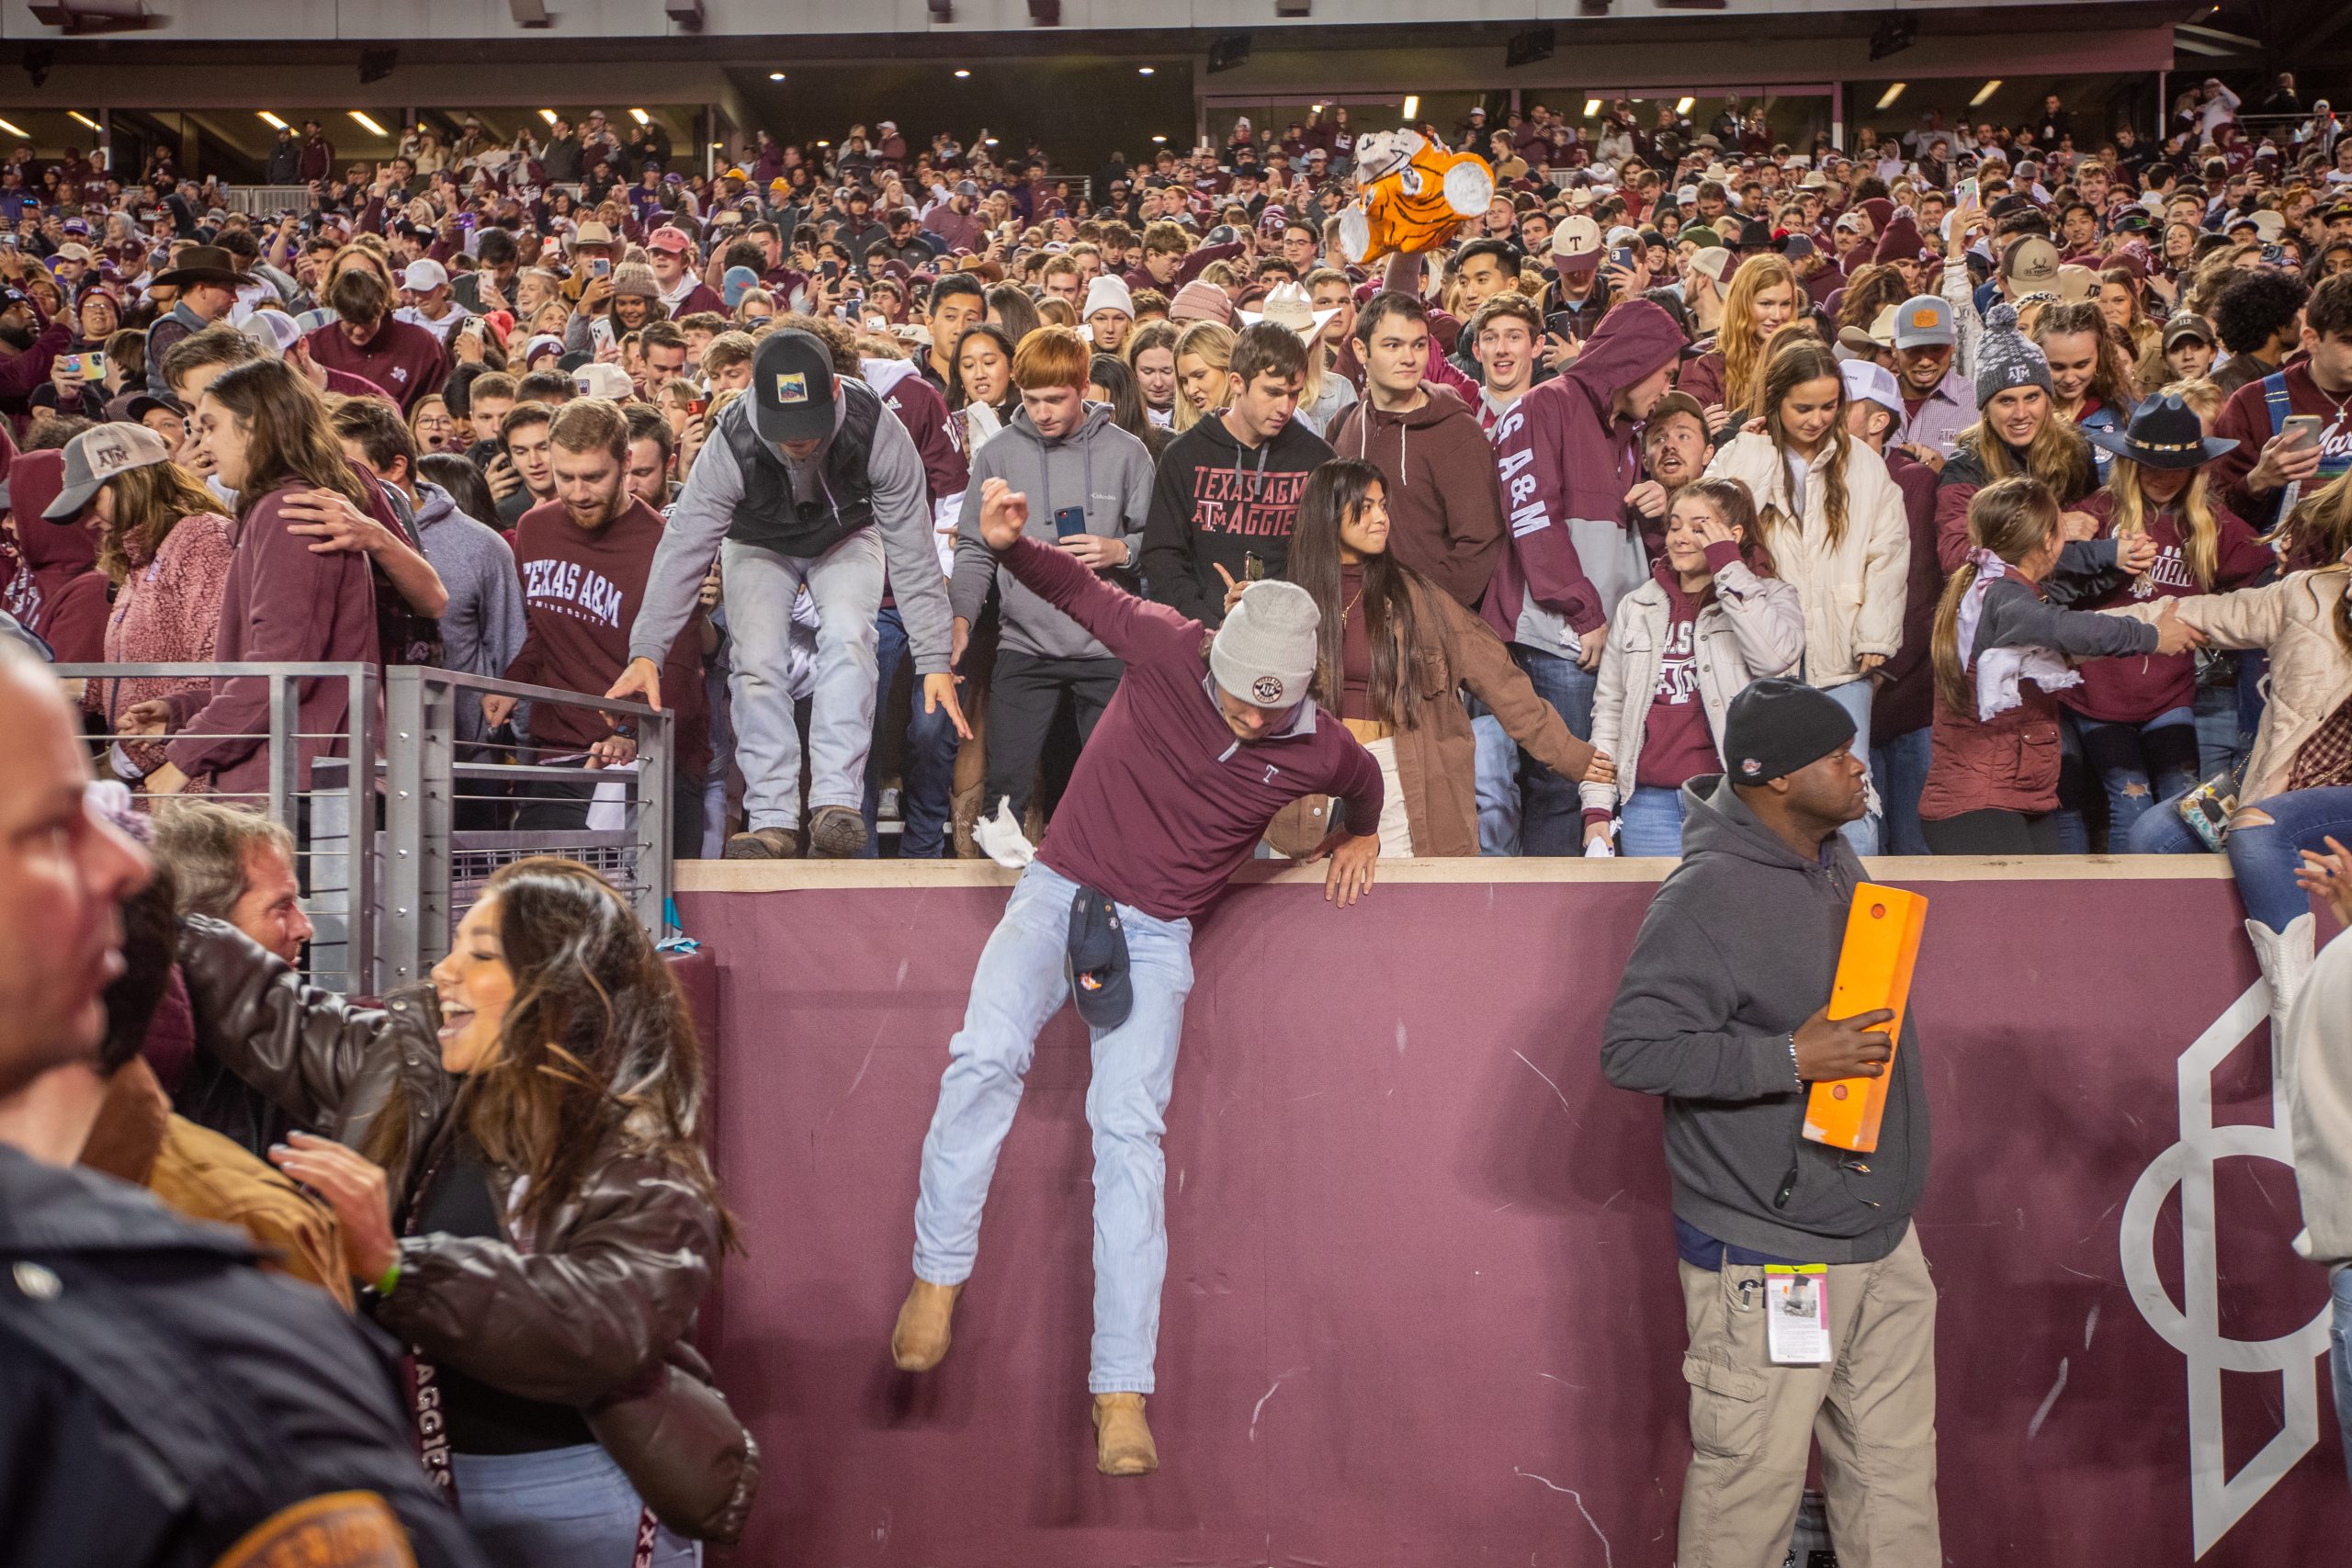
[1600,676,1940,1568]
[613,327,967,858]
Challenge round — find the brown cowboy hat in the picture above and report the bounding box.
[150,245,243,289]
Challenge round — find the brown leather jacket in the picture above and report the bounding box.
[175,915,758,1544]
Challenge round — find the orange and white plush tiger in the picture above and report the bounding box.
[1335,130,1495,267]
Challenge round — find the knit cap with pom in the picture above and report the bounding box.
[1973,301,2052,410]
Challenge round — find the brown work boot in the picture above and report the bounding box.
[808,805,868,858]
[723,826,799,860]
[1092,1393,1158,1477]
[890,1278,962,1371]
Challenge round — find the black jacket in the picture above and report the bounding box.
[1139,413,1334,627]
[0,1145,488,1568]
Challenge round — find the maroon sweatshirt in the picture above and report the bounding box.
[1002,536,1383,923]
[301,318,448,412]
[2211,363,2352,532]
[1869,446,1945,740]
[165,481,378,796]
[8,451,108,661]
[2061,488,2272,724]
[504,496,707,779]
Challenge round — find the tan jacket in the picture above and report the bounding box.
[2287,931,2352,1269]
[1583,560,1806,818]
[2110,568,2352,807]
[1702,431,1911,688]
[1270,577,1596,857]
[79,1057,354,1310]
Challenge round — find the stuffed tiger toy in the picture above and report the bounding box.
[1335,129,1495,267]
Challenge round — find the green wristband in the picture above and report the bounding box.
[375,1259,401,1296]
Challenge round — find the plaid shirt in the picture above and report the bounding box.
[2289,694,2352,792]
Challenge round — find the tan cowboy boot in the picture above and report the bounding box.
[1092,1393,1159,1477]
[889,1278,962,1371]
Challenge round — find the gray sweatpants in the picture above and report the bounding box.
[721,528,886,830]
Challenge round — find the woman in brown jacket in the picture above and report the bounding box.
[1274,458,1612,856]
[177,857,756,1565]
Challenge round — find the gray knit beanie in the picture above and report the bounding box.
[1973,302,2052,409]
[1210,580,1321,710]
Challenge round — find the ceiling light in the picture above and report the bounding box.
[955,68,970,77]
[69,111,100,132]
[1138,65,1154,75]
[629,108,650,126]
[1584,98,1602,118]
[349,111,388,137]
[1970,79,2002,107]
[1675,96,1694,115]
[1401,95,1419,120]
[1876,83,1906,111]
[816,140,831,148]
[1152,134,1167,143]
[259,111,288,130]
[0,118,26,140]
[768,72,785,81]
[539,108,558,124]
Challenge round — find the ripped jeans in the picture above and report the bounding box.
[2075,706,2203,848]
[2126,784,2352,931]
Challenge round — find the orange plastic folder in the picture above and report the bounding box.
[1801,883,1928,1154]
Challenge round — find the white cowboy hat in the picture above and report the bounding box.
[1238,280,1340,340]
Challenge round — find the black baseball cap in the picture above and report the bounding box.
[1065,886,1133,1031]
[752,329,839,445]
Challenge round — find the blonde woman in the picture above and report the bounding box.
[1678,253,1802,434]
[1702,340,1911,852]
[1170,321,1235,434]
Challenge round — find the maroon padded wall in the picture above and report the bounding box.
[677,867,2352,1566]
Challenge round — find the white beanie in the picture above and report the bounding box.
[1081,273,1135,321]
[1210,580,1320,711]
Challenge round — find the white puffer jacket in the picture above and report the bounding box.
[1702,430,1911,689]
[1582,557,1806,818]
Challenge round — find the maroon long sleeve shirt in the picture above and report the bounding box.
[1002,536,1382,923]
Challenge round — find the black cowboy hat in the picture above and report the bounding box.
[2085,393,2239,471]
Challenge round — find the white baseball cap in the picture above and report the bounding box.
[1841,358,1904,422]
[401,258,449,293]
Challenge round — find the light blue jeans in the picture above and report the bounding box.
[2335,1268,2352,1485]
[912,861,1195,1393]
[1821,677,1881,857]
[1618,784,1687,857]
[2127,784,2352,931]
[451,1444,698,1568]
[721,528,887,830]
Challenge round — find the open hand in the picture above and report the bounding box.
[2295,834,2352,928]
[1305,828,1379,908]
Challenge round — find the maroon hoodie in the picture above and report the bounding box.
[302,317,448,412]
[10,450,108,661]
[1483,300,1689,643]
[1326,384,1506,609]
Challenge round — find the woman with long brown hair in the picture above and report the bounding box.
[1932,304,2098,573]
[181,856,755,1566]
[1275,457,1608,856]
[2031,298,2139,480]
[1702,339,1912,852]
[136,358,379,801]
[1918,475,2191,855]
[1678,253,1802,430]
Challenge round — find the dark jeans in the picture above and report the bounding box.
[2128,783,2352,931]
[514,762,707,861]
[1871,727,1932,857]
[2076,707,2202,847]
[983,649,1124,823]
[858,604,961,859]
[1921,807,2068,855]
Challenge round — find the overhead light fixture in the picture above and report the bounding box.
[1584,98,1601,118]
[1401,95,1419,120]
[1970,78,2002,107]
[1675,96,1694,114]
[955,68,970,77]
[629,108,650,125]
[0,118,26,140]
[69,111,101,132]
[768,71,785,81]
[350,110,388,137]
[1876,83,1906,111]
[1152,134,1167,143]
[538,107,558,123]
[259,111,288,130]
[1138,65,1154,75]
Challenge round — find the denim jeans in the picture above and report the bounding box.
[2335,1268,2352,1486]
[2127,784,2352,931]
[912,861,1195,1393]
[1821,678,1880,857]
[450,1444,698,1568]
[1475,646,1597,857]
[1618,784,1687,857]
[2194,664,2255,779]
[2076,707,2202,848]
[858,604,960,858]
[722,528,887,830]
[1872,726,1932,857]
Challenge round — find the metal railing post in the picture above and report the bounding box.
[636,703,673,936]
[383,668,426,990]
[347,664,378,994]
[266,671,300,829]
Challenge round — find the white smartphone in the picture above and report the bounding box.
[2282,413,2326,451]
[589,316,616,355]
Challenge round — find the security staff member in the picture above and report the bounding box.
[613,328,967,860]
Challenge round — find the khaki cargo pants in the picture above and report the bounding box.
[1674,1223,1939,1568]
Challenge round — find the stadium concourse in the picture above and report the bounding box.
[3,2,2352,1562]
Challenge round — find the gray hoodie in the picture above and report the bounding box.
[1601,773,1928,1264]
[949,402,1155,661]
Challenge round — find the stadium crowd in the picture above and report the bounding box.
[7,63,2352,1562]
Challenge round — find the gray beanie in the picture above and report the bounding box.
[1973,302,2052,409]
[1210,580,1321,710]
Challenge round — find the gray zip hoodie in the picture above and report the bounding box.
[1601,773,1928,1264]
[949,402,1156,660]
